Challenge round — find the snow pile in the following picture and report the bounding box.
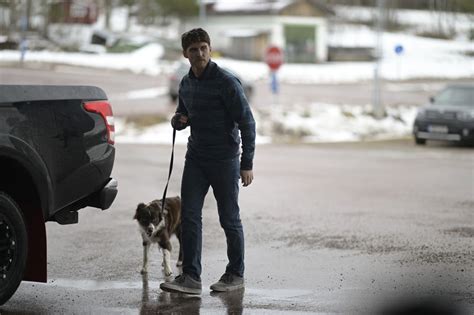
[115,104,417,145]
[256,103,417,143]
[0,42,168,75]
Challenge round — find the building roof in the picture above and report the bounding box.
[206,0,334,17]
[212,0,292,13]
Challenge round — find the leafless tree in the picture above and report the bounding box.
[103,0,113,30]
[8,0,18,37]
[429,0,457,38]
[385,0,400,30]
[40,0,49,37]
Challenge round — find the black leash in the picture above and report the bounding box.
[161,128,176,217]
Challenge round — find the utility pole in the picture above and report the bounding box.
[41,0,49,38]
[199,0,206,24]
[104,0,112,30]
[372,0,385,119]
[8,0,18,39]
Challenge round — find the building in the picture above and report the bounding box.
[47,0,99,49]
[49,0,98,24]
[189,0,333,63]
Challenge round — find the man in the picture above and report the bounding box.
[160,28,256,295]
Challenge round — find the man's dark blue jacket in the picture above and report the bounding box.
[174,60,256,170]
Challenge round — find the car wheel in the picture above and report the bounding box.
[415,137,426,145]
[460,139,474,147]
[0,192,28,305]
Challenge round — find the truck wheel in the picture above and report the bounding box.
[0,192,28,305]
[415,137,426,145]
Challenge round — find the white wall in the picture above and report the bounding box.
[186,14,328,62]
[48,24,93,48]
[278,16,328,62]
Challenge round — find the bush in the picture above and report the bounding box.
[415,30,456,40]
[469,28,474,41]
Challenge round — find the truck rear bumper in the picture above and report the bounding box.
[52,178,118,225]
[97,178,118,210]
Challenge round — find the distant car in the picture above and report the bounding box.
[168,62,254,102]
[413,84,474,145]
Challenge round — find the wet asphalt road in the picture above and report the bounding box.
[1,139,473,314]
[1,64,473,313]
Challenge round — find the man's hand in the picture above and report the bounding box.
[171,113,189,130]
[240,170,253,187]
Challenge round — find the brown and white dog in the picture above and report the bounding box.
[133,196,182,276]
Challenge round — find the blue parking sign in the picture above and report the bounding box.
[394,44,404,55]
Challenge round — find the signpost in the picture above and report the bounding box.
[265,46,283,103]
[19,14,27,64]
[394,44,404,80]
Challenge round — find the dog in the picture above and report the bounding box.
[133,196,182,277]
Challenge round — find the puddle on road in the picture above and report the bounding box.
[47,279,313,298]
[98,307,326,315]
[9,280,342,314]
[22,279,329,314]
[246,288,314,301]
[48,278,160,290]
[202,309,327,315]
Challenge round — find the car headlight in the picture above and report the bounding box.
[457,110,474,121]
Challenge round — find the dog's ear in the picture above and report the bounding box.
[134,203,147,220]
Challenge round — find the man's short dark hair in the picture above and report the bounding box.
[181,28,211,51]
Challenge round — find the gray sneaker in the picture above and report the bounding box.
[210,273,244,292]
[160,274,202,295]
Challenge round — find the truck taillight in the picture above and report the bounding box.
[84,101,115,145]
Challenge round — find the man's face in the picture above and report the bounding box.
[183,41,211,71]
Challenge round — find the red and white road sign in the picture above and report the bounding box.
[265,46,283,71]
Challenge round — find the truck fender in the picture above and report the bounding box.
[0,134,53,219]
[0,135,51,282]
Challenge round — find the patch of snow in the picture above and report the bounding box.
[0,43,170,76]
[115,104,417,145]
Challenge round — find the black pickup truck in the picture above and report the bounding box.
[0,85,118,304]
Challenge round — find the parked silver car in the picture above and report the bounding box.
[413,83,474,145]
[168,62,254,102]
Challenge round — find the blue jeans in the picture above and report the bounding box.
[180,157,244,281]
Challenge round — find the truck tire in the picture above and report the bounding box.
[415,137,426,145]
[0,192,28,305]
